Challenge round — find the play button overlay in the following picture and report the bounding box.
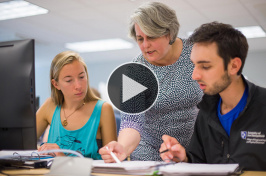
[122,74,148,103]
[107,62,158,114]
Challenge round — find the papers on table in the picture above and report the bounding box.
[92,160,160,175]
[160,163,240,176]
[92,160,240,176]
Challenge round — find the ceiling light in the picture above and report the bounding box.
[236,26,266,39]
[0,0,48,21]
[187,26,266,39]
[65,38,134,53]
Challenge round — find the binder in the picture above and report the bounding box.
[0,150,53,169]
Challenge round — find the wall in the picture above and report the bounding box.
[35,51,266,108]
[243,51,266,88]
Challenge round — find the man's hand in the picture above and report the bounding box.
[160,135,188,163]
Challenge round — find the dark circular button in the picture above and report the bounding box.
[107,62,158,114]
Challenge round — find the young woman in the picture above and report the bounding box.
[36,51,117,159]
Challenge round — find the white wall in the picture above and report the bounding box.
[35,50,266,108]
[243,51,266,88]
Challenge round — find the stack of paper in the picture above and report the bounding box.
[159,163,240,176]
[92,160,240,176]
[92,160,160,175]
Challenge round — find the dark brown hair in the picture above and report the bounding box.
[188,21,249,75]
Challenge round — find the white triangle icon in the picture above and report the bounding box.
[122,74,148,103]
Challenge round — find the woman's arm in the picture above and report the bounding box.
[99,102,117,146]
[99,106,142,162]
[118,128,140,156]
[36,98,55,139]
[99,128,140,163]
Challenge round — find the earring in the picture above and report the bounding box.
[169,40,174,45]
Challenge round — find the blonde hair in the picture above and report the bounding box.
[129,1,180,45]
[50,51,99,105]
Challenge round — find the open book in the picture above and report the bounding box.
[92,160,240,175]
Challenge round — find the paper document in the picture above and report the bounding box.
[92,160,240,175]
[159,163,240,176]
[92,160,160,175]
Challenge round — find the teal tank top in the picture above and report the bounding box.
[47,100,104,159]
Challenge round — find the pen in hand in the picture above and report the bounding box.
[160,148,182,163]
[160,149,169,154]
[106,146,121,163]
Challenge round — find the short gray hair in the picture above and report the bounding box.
[129,2,179,45]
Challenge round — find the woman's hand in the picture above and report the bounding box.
[38,143,65,156]
[99,141,127,163]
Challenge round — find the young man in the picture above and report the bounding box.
[160,22,266,171]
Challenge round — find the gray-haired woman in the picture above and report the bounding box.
[100,1,203,162]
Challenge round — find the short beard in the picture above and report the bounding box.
[206,71,231,95]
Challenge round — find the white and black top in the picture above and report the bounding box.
[120,38,203,161]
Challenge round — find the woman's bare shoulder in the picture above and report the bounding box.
[42,97,57,108]
[101,101,113,111]
[37,97,57,117]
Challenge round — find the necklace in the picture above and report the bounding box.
[62,102,85,126]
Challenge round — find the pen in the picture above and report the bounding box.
[160,149,169,154]
[106,146,121,163]
[40,142,46,146]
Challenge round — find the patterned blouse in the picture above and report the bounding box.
[120,38,203,161]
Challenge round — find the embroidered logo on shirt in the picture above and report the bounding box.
[241,131,266,144]
[241,131,247,139]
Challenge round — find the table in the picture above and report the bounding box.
[1,168,266,176]
[241,171,266,176]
